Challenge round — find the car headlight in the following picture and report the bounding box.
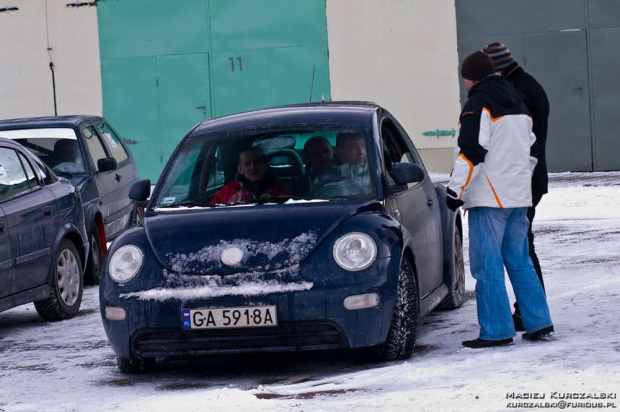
[108,245,143,283]
[333,232,377,271]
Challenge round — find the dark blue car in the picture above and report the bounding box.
[99,102,464,373]
[0,138,88,320]
[0,116,141,285]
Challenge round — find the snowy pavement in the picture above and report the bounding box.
[1,172,619,412]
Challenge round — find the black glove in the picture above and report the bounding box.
[446,187,464,212]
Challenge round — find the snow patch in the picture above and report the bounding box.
[119,280,313,301]
[167,232,318,274]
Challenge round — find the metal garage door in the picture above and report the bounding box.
[456,0,620,172]
[98,0,330,181]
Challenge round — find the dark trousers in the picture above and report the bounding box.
[514,193,545,316]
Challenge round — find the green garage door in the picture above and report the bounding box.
[98,0,330,181]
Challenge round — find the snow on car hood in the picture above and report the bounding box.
[143,202,363,276]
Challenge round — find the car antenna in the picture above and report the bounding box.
[309,64,316,104]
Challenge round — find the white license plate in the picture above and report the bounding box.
[182,306,277,330]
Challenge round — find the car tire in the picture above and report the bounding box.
[84,224,103,285]
[34,239,83,321]
[439,227,465,310]
[117,356,156,374]
[377,258,419,361]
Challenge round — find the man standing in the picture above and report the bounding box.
[446,51,554,348]
[483,42,551,331]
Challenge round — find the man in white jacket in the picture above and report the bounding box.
[447,51,554,348]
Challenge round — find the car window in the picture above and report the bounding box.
[381,118,427,188]
[0,148,32,202]
[17,152,39,189]
[83,126,108,172]
[95,123,128,163]
[0,128,86,176]
[152,126,377,209]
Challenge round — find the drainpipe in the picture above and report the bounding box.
[49,59,58,116]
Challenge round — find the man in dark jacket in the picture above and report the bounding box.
[483,42,551,331]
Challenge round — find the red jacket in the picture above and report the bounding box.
[210,180,292,205]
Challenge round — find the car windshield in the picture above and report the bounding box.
[153,126,377,209]
[0,128,87,175]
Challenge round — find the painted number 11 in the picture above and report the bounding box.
[228,57,243,72]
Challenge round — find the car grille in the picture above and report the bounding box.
[133,323,346,356]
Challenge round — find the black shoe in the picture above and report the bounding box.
[512,313,525,332]
[462,337,514,349]
[522,326,555,341]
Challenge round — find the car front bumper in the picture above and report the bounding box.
[100,257,400,358]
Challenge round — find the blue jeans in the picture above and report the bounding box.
[468,207,553,340]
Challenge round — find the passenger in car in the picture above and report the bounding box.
[312,133,372,197]
[291,135,336,196]
[210,147,292,205]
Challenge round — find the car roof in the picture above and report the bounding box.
[190,101,383,136]
[0,115,104,130]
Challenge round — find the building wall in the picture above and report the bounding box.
[326,0,461,172]
[0,1,102,118]
[0,0,460,174]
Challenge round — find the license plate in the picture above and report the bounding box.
[181,306,277,330]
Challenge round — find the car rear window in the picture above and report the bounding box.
[0,128,86,175]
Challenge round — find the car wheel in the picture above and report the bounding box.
[34,239,83,321]
[377,258,419,361]
[84,224,103,285]
[440,227,465,310]
[117,356,156,374]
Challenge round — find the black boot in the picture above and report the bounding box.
[512,313,525,332]
[522,326,555,341]
[462,337,514,348]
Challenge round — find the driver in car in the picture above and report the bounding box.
[210,147,292,205]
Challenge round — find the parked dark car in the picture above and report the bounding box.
[0,116,141,284]
[99,102,464,373]
[0,138,88,320]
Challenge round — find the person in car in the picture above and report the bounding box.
[292,135,337,196]
[312,132,372,197]
[210,147,292,205]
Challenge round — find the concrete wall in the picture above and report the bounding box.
[0,0,102,119]
[326,0,460,172]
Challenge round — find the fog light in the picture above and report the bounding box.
[343,293,380,310]
[105,306,126,321]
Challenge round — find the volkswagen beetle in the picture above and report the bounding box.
[99,102,464,373]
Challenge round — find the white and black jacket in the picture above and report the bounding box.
[448,74,537,209]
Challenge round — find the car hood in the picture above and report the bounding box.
[144,201,380,275]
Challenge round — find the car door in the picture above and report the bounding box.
[380,117,444,297]
[94,122,136,237]
[80,123,130,239]
[0,206,10,299]
[0,147,58,295]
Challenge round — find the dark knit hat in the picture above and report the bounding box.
[460,51,495,81]
[482,42,515,70]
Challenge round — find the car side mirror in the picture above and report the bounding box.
[97,157,117,172]
[129,179,151,202]
[390,162,425,186]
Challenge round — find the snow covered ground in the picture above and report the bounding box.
[1,172,619,412]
